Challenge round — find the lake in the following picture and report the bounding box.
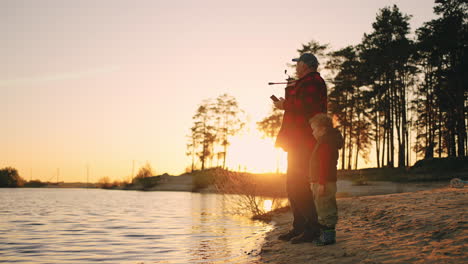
[0,188,273,264]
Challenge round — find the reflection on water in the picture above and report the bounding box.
[0,189,273,264]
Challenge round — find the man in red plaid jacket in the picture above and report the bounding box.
[274,53,327,244]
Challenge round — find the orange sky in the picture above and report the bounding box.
[2,0,436,182]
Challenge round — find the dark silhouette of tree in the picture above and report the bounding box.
[190,101,217,170]
[413,0,467,159]
[297,40,329,58]
[0,167,25,187]
[188,95,245,171]
[358,5,415,168]
[186,126,198,172]
[213,94,246,169]
[413,22,442,159]
[327,46,372,169]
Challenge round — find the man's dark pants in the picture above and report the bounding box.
[286,147,319,234]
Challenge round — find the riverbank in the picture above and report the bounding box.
[260,187,467,264]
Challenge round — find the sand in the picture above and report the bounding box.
[260,187,467,264]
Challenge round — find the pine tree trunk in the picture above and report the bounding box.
[394,80,403,168]
[390,83,395,168]
[192,146,195,172]
[399,73,407,168]
[341,126,346,170]
[427,74,435,159]
[438,108,442,158]
[347,101,353,170]
[448,111,456,157]
[201,143,206,170]
[223,143,227,169]
[456,80,466,157]
[382,122,386,167]
[355,124,360,170]
[375,108,381,168]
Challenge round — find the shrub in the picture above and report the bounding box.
[132,163,154,183]
[24,180,47,188]
[214,168,287,216]
[133,176,160,190]
[97,176,113,189]
[0,167,25,187]
[191,168,222,191]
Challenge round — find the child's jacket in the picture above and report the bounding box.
[309,127,344,185]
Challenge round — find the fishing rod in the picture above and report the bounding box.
[268,69,296,86]
[268,69,342,101]
[268,78,342,85]
[268,68,344,85]
[269,70,293,101]
[268,81,295,85]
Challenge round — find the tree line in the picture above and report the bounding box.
[325,1,467,169]
[188,1,467,172]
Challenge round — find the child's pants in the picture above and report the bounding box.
[310,182,338,228]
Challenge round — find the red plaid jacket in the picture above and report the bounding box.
[275,71,327,152]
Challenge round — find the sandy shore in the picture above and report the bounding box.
[260,187,467,264]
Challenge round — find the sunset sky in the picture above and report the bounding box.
[2,0,436,182]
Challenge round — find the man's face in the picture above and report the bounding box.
[295,61,309,78]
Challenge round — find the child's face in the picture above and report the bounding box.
[311,124,326,139]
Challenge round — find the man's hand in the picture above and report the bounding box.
[274,97,285,110]
[286,80,296,88]
[318,184,326,196]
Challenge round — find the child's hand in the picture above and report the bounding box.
[319,184,326,196]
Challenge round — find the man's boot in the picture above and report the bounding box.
[290,229,319,244]
[278,229,301,241]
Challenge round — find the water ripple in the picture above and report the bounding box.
[0,189,270,264]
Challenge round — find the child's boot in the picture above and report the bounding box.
[315,228,336,246]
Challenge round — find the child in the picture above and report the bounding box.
[308,113,343,245]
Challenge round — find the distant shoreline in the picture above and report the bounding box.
[6,157,467,195]
[10,167,466,197]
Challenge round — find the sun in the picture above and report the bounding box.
[263,199,273,212]
[226,130,287,173]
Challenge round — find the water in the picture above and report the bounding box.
[0,188,273,264]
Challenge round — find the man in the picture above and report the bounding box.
[274,53,327,243]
